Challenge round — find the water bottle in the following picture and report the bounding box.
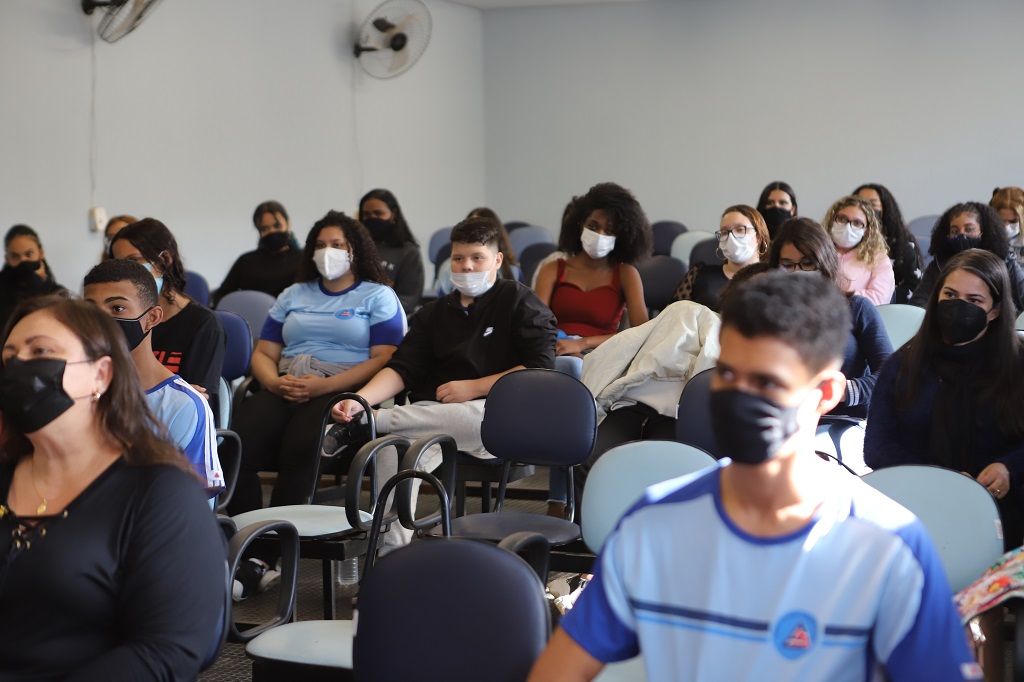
[336,557,360,596]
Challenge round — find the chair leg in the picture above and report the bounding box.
[456,481,467,517]
[481,482,492,513]
[322,558,336,621]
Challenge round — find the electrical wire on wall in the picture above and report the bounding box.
[89,19,99,218]
[350,0,365,206]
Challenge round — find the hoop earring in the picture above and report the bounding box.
[715,246,725,262]
[759,241,768,255]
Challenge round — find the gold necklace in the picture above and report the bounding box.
[29,458,48,515]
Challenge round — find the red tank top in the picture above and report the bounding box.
[549,259,626,337]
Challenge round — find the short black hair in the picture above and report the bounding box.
[559,182,652,265]
[719,270,851,374]
[84,259,159,309]
[451,215,501,249]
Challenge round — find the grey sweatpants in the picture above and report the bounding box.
[375,399,493,546]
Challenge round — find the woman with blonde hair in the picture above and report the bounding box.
[822,195,894,305]
[990,186,1024,267]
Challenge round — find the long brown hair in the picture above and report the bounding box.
[0,296,194,474]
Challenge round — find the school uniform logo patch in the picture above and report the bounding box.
[483,327,494,337]
[772,611,817,660]
[335,309,355,320]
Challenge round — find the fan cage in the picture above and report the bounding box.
[357,0,432,79]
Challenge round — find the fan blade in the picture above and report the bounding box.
[393,12,423,35]
[390,47,410,73]
[372,17,396,33]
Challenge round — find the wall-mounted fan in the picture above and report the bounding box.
[354,0,432,79]
[81,0,163,44]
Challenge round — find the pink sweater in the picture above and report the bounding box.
[838,249,895,305]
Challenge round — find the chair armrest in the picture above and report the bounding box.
[227,520,299,643]
[344,435,410,532]
[498,531,551,585]
[363,469,451,577]
[399,434,458,532]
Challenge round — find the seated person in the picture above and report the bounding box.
[0,224,65,331]
[330,216,557,538]
[0,296,226,680]
[110,218,226,416]
[358,188,425,314]
[822,195,896,305]
[528,272,977,682]
[673,204,769,312]
[437,206,522,294]
[768,218,892,418]
[990,186,1024,268]
[866,249,1024,550]
[83,260,223,501]
[911,201,1024,313]
[854,184,923,303]
[755,180,798,238]
[227,212,404,599]
[100,214,137,262]
[212,200,303,304]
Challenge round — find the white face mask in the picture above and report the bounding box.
[581,227,616,259]
[450,270,494,298]
[313,247,351,280]
[1007,223,1021,240]
[723,232,757,263]
[831,222,865,250]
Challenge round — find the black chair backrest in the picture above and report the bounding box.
[352,539,550,682]
[651,220,688,256]
[636,255,688,313]
[481,369,597,468]
[518,241,559,285]
[675,368,721,458]
[689,237,724,268]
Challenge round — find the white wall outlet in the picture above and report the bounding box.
[89,206,107,233]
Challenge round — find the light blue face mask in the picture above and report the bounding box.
[142,262,164,296]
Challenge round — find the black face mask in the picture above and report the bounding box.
[5,260,41,279]
[259,231,291,252]
[114,307,154,351]
[947,234,982,254]
[709,389,803,465]
[0,358,90,433]
[761,207,792,237]
[362,218,393,241]
[937,298,990,345]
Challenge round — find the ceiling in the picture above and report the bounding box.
[453,0,650,9]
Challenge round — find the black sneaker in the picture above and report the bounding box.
[232,558,281,602]
[322,419,371,457]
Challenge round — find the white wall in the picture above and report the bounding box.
[482,0,1024,236]
[0,0,484,292]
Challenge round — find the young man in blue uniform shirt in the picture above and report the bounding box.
[84,260,223,500]
[529,272,980,682]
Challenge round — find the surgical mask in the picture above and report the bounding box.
[0,358,93,433]
[313,247,351,281]
[362,218,393,242]
[450,270,495,298]
[1007,223,1020,240]
[937,298,990,345]
[142,263,164,296]
[947,234,982,253]
[831,222,866,250]
[115,307,154,351]
[723,232,757,263]
[709,389,803,464]
[761,207,791,236]
[581,228,616,260]
[259,231,291,251]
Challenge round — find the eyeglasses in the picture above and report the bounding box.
[834,214,866,230]
[715,226,754,242]
[778,259,818,272]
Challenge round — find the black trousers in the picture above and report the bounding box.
[227,390,337,515]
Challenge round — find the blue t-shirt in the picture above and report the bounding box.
[259,280,405,364]
[561,464,979,682]
[145,376,223,498]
